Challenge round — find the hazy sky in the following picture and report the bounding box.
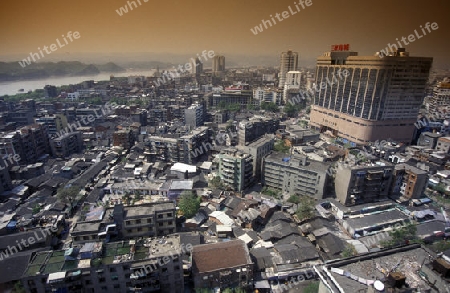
[0,0,448,67]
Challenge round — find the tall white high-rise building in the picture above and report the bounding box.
[310,45,433,145]
[278,50,298,88]
[283,71,301,103]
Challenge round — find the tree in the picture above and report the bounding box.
[32,204,41,215]
[261,187,281,199]
[178,191,201,218]
[295,196,315,221]
[261,102,279,112]
[305,106,311,114]
[57,186,80,204]
[274,140,290,154]
[341,244,358,257]
[287,195,300,204]
[284,102,303,117]
[209,175,224,189]
[304,282,320,293]
[381,223,421,248]
[12,281,26,293]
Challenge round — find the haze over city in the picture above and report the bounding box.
[0,0,449,67]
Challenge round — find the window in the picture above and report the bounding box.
[168,221,173,225]
[99,277,106,283]
[159,222,163,227]
[167,212,172,217]
[158,214,163,219]
[110,267,117,273]
[147,219,152,223]
[174,265,180,271]
[137,227,142,232]
[135,219,141,224]
[113,284,120,289]
[126,220,131,225]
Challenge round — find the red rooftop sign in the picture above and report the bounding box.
[331,44,350,51]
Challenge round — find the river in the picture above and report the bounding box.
[0,69,156,96]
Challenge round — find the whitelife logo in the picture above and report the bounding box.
[379,22,438,58]
[153,50,215,87]
[18,31,81,68]
[250,0,313,35]
[116,0,149,16]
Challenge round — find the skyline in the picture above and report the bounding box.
[0,0,449,68]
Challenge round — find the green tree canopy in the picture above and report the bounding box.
[287,195,300,204]
[178,191,201,218]
[57,186,80,204]
[295,196,315,221]
[274,140,290,154]
[209,175,224,189]
[284,102,304,117]
[381,223,421,248]
[261,102,279,112]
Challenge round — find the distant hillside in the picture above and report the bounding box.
[0,61,125,82]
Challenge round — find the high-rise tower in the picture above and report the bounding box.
[213,55,226,73]
[279,50,298,88]
[309,45,433,145]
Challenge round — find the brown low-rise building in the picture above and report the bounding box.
[192,239,253,290]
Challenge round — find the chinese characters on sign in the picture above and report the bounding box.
[331,44,350,51]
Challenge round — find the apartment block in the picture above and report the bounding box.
[0,124,50,165]
[0,131,23,162]
[429,79,450,115]
[0,157,13,193]
[22,235,184,293]
[35,114,68,136]
[218,148,253,192]
[436,137,450,154]
[71,202,176,244]
[20,124,50,163]
[283,70,302,103]
[279,50,298,88]
[335,161,394,206]
[113,129,135,149]
[146,136,180,162]
[208,90,254,110]
[148,106,168,126]
[253,87,283,105]
[390,163,428,200]
[238,117,279,146]
[50,132,83,158]
[178,126,210,165]
[310,47,432,145]
[239,136,274,181]
[185,103,204,129]
[214,110,229,124]
[262,153,330,199]
[6,109,34,126]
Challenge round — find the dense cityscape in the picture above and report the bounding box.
[0,1,449,293]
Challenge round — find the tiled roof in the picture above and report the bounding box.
[192,239,251,273]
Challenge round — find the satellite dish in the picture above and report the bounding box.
[374,280,385,291]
